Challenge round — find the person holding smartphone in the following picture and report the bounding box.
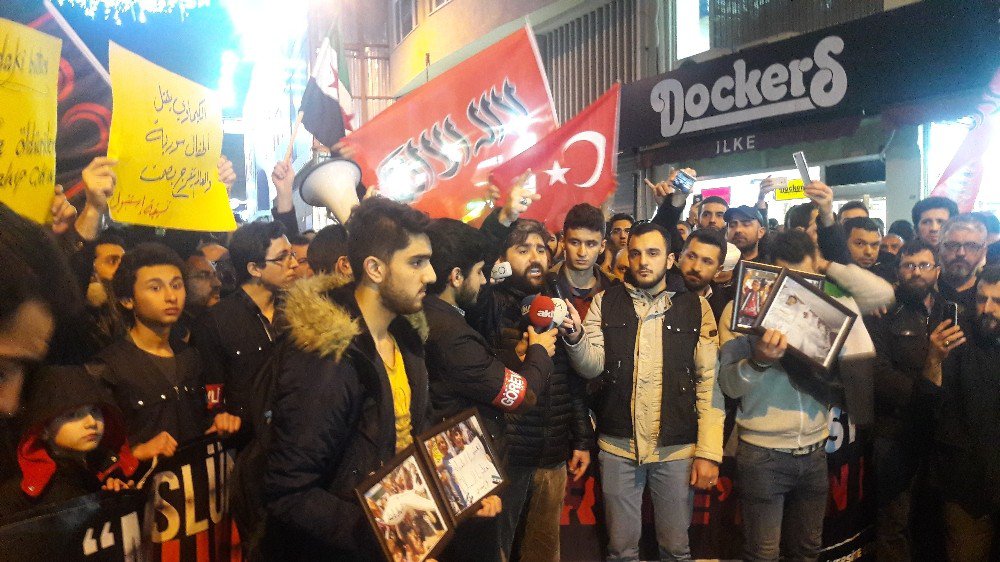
[864,238,959,561]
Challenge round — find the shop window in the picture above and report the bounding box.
[675,0,710,60]
[394,0,416,44]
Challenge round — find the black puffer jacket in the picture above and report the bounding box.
[468,282,595,469]
[262,275,430,561]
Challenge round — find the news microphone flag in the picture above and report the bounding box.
[528,294,558,331]
[299,19,358,148]
[490,83,621,232]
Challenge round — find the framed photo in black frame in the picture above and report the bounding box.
[356,409,505,561]
[752,270,857,372]
[419,410,506,521]
[357,449,453,562]
[731,261,825,334]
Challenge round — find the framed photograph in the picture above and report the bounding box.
[357,449,453,562]
[731,261,825,333]
[420,410,505,521]
[752,270,857,372]
[356,409,505,560]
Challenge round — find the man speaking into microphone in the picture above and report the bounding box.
[467,218,595,562]
[423,218,557,562]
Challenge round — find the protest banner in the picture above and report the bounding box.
[0,436,240,561]
[490,84,620,232]
[343,25,557,222]
[0,17,61,224]
[106,42,236,232]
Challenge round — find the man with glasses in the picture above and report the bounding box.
[938,214,988,314]
[865,239,958,561]
[191,221,298,422]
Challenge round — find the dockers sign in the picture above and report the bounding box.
[620,0,999,151]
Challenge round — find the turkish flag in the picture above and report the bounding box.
[490,84,620,232]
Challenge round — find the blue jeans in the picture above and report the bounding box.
[598,450,694,562]
[736,441,828,562]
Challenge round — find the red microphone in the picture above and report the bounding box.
[528,295,558,331]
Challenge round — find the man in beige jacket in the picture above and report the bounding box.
[562,221,725,562]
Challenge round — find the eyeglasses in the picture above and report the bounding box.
[941,242,985,254]
[899,262,938,272]
[262,251,298,266]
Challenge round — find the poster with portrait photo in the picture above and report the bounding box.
[420,410,506,520]
[358,451,453,562]
[753,270,857,372]
[731,261,825,333]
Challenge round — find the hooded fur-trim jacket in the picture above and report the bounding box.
[262,274,430,561]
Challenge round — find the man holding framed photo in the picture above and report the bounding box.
[718,229,893,562]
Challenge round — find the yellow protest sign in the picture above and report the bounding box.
[107,42,236,231]
[775,178,807,201]
[0,18,61,224]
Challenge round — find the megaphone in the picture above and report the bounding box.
[293,151,362,225]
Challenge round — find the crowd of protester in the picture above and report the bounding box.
[0,152,998,562]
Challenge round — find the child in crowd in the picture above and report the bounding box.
[0,366,138,521]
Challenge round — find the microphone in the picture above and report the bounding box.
[520,294,537,318]
[545,272,567,300]
[544,272,575,334]
[528,295,558,331]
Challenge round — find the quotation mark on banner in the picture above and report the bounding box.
[82,522,115,555]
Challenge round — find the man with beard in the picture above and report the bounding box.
[553,204,618,320]
[912,196,959,247]
[564,221,724,561]
[172,250,222,345]
[724,206,766,262]
[937,214,988,314]
[865,239,955,561]
[467,219,594,562]
[927,266,1000,561]
[191,221,298,421]
[262,198,468,560]
[844,217,898,283]
[677,228,731,322]
[422,218,554,561]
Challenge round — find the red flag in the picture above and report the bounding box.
[930,67,1000,212]
[490,84,620,231]
[342,26,557,222]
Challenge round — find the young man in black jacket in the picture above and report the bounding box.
[191,221,299,420]
[865,239,953,561]
[467,218,595,562]
[263,199,498,560]
[926,266,1000,562]
[423,218,556,562]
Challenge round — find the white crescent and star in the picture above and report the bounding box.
[540,131,607,188]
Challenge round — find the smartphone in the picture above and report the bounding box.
[793,151,812,183]
[946,301,959,326]
[671,170,697,194]
[692,193,703,205]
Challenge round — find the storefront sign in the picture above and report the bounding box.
[621,1,998,151]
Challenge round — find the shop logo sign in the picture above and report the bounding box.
[650,35,848,138]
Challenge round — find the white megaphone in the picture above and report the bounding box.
[293,151,363,225]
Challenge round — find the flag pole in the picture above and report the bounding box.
[284,111,305,163]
